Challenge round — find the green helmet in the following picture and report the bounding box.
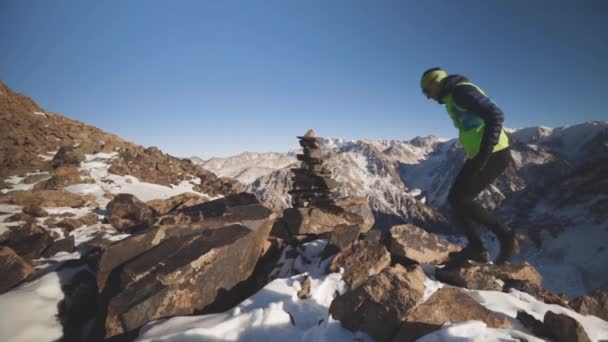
[420,67,447,92]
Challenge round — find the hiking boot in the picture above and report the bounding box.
[495,233,520,265]
[447,245,491,264]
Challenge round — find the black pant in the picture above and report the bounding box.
[448,147,512,249]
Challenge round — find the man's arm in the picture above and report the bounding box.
[452,85,505,159]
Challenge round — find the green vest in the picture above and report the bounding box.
[441,81,509,158]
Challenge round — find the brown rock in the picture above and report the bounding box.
[0,246,34,293]
[321,224,360,257]
[146,192,209,216]
[516,311,553,340]
[334,197,375,233]
[328,239,391,289]
[22,204,49,217]
[544,311,591,342]
[1,189,90,207]
[106,193,155,231]
[58,213,98,232]
[283,205,364,236]
[41,236,75,257]
[23,173,50,184]
[436,261,542,291]
[4,222,54,260]
[393,287,511,341]
[297,275,312,299]
[569,288,608,321]
[97,196,277,337]
[389,224,461,264]
[34,165,83,189]
[4,212,36,223]
[51,146,85,169]
[330,265,425,342]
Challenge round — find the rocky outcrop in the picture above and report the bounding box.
[569,288,608,321]
[321,224,360,257]
[41,236,75,258]
[436,261,542,291]
[544,311,591,342]
[330,265,425,342]
[146,192,209,216]
[2,222,54,260]
[51,146,85,169]
[105,193,155,231]
[34,165,84,190]
[327,239,391,289]
[389,224,460,264]
[282,204,365,236]
[57,213,99,232]
[97,194,276,337]
[334,196,375,233]
[393,287,511,341]
[0,246,34,293]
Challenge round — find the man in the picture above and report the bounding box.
[420,67,518,264]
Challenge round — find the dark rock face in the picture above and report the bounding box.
[436,261,542,291]
[97,195,276,337]
[569,288,608,321]
[544,311,591,342]
[328,239,391,289]
[0,246,34,293]
[105,194,155,231]
[329,265,425,342]
[389,224,460,265]
[393,287,511,341]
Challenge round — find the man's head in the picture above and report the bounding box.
[420,67,447,102]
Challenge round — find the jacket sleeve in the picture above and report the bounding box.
[452,84,504,157]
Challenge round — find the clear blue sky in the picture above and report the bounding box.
[1,1,606,158]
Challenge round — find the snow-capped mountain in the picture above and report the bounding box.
[198,121,608,296]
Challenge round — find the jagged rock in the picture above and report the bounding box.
[393,287,511,341]
[58,212,98,232]
[330,265,425,342]
[41,236,75,257]
[0,189,91,207]
[569,288,608,321]
[328,239,391,289]
[436,261,542,291]
[34,165,83,189]
[3,222,54,260]
[283,205,364,236]
[106,193,155,231]
[146,192,209,216]
[51,146,85,169]
[389,224,460,264]
[297,275,311,299]
[321,224,360,257]
[503,279,570,308]
[544,311,591,342]
[334,197,374,233]
[516,311,552,340]
[0,246,34,293]
[97,195,276,337]
[22,204,49,217]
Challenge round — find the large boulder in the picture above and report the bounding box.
[146,192,209,216]
[334,196,375,233]
[22,204,49,218]
[321,224,360,257]
[3,222,54,260]
[97,194,277,337]
[328,239,391,289]
[569,288,608,321]
[330,265,425,342]
[0,246,34,293]
[158,192,259,225]
[105,193,155,231]
[436,261,542,291]
[51,146,85,169]
[544,311,591,342]
[0,189,93,208]
[34,165,83,190]
[389,224,461,264]
[282,205,364,236]
[41,236,75,258]
[392,287,511,341]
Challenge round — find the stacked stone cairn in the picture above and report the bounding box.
[289,129,338,208]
